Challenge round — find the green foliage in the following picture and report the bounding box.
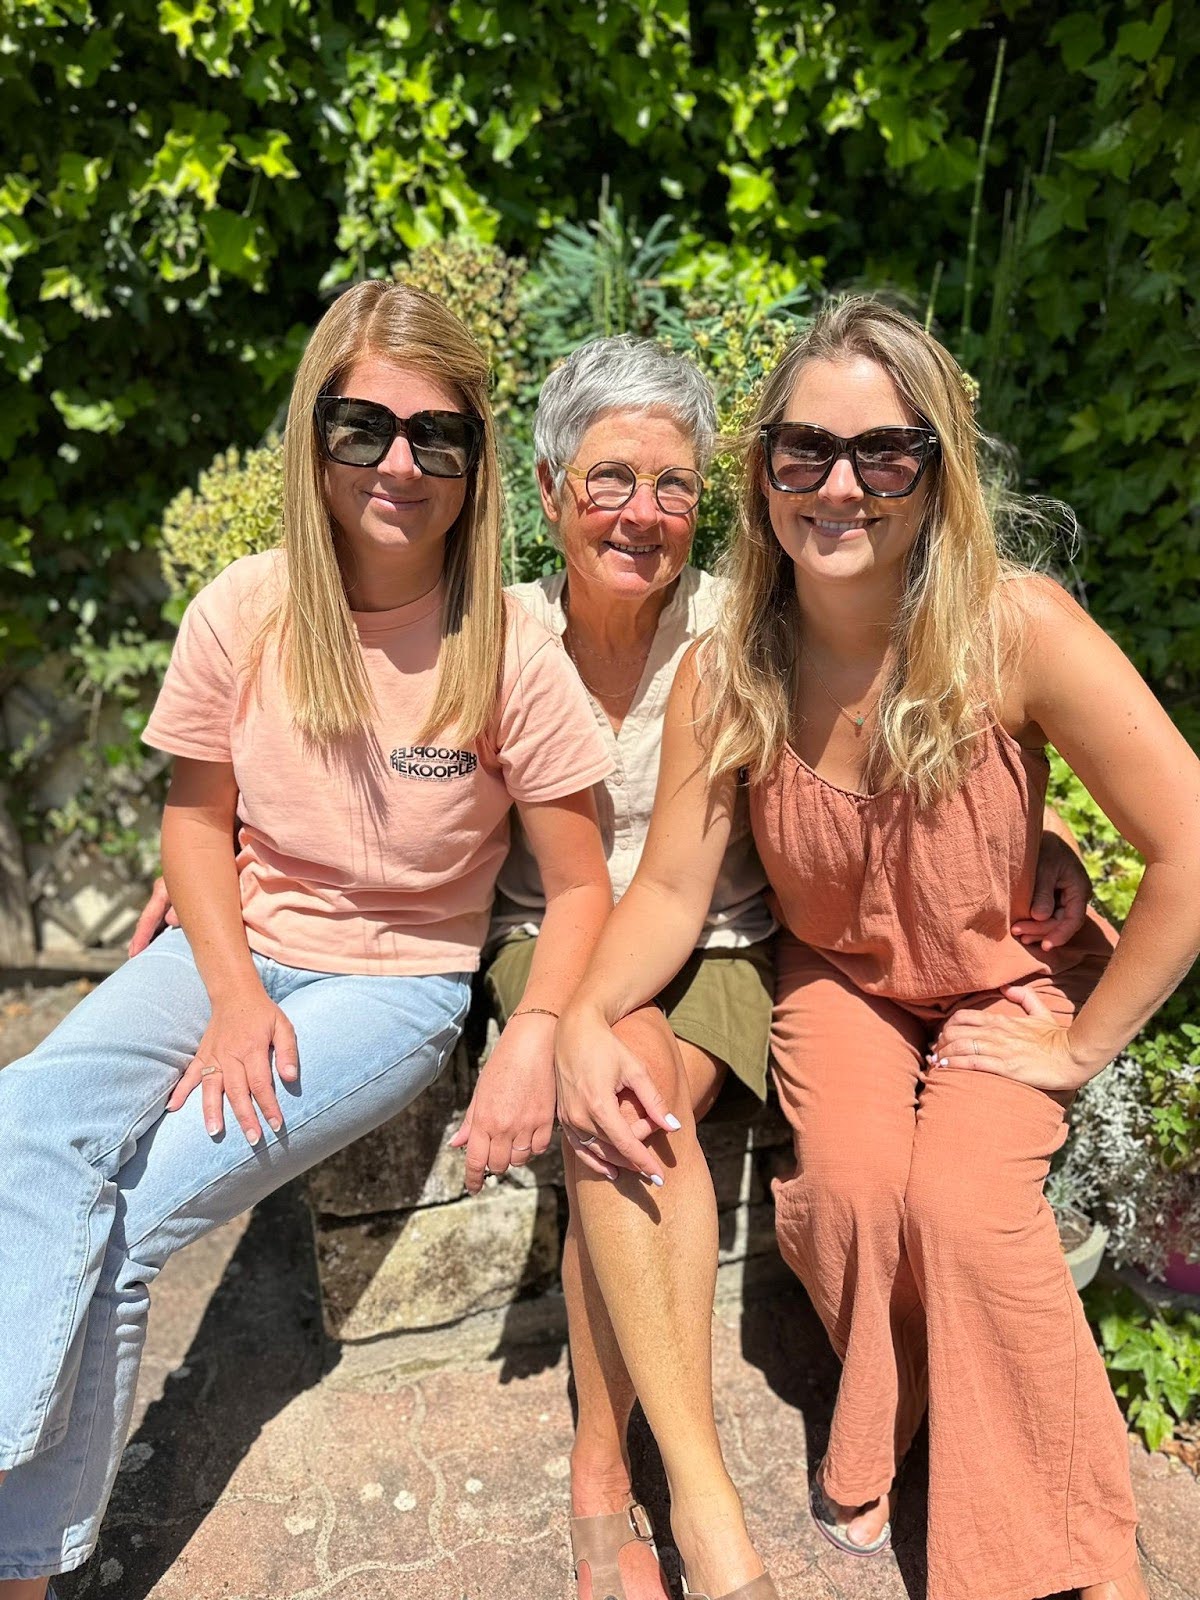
[1046,749,1200,1177]
[1084,1283,1200,1451]
[4,0,1196,724]
[1047,750,1144,924]
[1129,998,1200,1174]
[160,439,283,609]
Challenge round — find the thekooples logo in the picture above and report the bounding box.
[389,745,478,781]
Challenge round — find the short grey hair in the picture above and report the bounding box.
[533,335,719,490]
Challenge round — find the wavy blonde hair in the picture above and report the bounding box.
[259,279,504,746]
[705,295,1027,804]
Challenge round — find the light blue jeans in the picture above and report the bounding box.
[0,928,471,1580]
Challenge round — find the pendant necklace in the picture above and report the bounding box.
[801,648,880,732]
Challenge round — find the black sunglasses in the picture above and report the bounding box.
[314,396,483,477]
[761,423,940,499]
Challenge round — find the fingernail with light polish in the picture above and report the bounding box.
[206,1122,220,1137]
[665,1114,682,1131]
[269,1117,283,1132]
[648,1173,664,1188]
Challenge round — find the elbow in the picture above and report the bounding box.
[543,868,613,908]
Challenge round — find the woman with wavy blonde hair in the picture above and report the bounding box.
[557,295,1200,1600]
[0,279,614,1598]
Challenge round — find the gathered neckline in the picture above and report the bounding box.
[777,719,1045,804]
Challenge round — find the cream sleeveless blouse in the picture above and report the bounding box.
[488,568,774,951]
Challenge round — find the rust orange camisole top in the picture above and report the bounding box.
[749,722,1114,1006]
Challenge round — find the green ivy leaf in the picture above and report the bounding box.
[234,131,300,181]
[200,208,266,279]
[1048,13,1106,72]
[1116,2,1173,64]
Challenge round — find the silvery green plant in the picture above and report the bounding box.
[1055,1056,1200,1279]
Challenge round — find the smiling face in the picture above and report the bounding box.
[322,356,471,578]
[542,408,698,603]
[766,354,933,593]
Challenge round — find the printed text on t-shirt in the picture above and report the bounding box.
[390,746,479,781]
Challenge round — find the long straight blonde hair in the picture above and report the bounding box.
[705,295,1025,804]
[261,279,505,746]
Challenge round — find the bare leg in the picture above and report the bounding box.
[564,1212,668,1600]
[567,1008,764,1599]
[1080,1560,1150,1600]
[566,1030,728,1600]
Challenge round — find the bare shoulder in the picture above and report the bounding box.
[669,631,717,718]
[993,572,1119,740]
[995,570,1112,677]
[995,570,1090,638]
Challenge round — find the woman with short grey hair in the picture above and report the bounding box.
[485,334,781,1600]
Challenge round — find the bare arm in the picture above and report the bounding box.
[451,786,612,1194]
[160,757,298,1142]
[939,579,1200,1086]
[555,648,738,1179]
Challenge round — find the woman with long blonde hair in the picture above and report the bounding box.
[556,296,1200,1600]
[0,280,613,1597]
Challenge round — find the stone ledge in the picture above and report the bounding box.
[307,1027,798,1354]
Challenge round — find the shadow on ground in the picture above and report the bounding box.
[57,1182,328,1600]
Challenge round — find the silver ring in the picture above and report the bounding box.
[972,1039,980,1057]
[512,1143,532,1152]
[576,1134,600,1149]
[198,1063,220,1079]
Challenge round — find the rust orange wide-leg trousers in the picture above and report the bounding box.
[770,934,1138,1600]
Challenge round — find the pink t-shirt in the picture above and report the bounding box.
[143,551,613,976]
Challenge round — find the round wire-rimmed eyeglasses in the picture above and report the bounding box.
[565,459,706,515]
[761,424,940,498]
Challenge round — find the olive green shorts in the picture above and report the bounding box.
[483,931,775,1112]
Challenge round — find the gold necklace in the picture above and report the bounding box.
[566,648,648,699]
[801,648,881,732]
[562,598,654,670]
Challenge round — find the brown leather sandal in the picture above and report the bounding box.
[570,1500,661,1600]
[681,1574,780,1600]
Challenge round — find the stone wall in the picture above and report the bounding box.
[307,1023,796,1372]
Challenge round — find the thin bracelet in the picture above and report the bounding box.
[510,1006,560,1020]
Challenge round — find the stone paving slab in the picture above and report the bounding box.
[47,1185,1198,1600]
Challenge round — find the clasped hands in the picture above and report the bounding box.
[452,1008,678,1194]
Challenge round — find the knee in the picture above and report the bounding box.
[781,1131,908,1226]
[611,1007,689,1113]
